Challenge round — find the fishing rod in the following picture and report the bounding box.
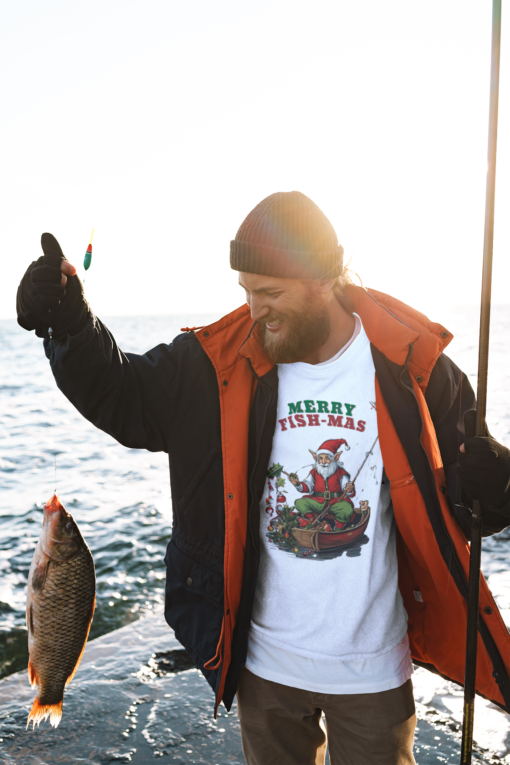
[460,2,502,762]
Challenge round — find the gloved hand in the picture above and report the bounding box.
[16,233,90,338]
[456,409,510,510]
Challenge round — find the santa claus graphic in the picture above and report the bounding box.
[289,439,356,528]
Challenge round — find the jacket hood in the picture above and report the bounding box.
[348,286,453,388]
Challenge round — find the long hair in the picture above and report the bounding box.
[332,264,355,314]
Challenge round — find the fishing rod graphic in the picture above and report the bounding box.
[309,435,379,529]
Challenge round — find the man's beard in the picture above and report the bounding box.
[258,296,330,364]
[315,460,338,479]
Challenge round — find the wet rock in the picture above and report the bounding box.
[413,665,510,762]
[150,650,196,675]
[0,612,244,765]
[137,649,196,681]
[1,612,509,764]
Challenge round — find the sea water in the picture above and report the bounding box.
[0,307,509,763]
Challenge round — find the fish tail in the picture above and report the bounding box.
[26,698,63,729]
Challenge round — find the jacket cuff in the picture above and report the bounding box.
[44,311,96,359]
[486,485,510,514]
[483,499,510,531]
[454,502,509,540]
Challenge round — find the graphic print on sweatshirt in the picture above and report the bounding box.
[265,398,378,560]
[251,321,408,662]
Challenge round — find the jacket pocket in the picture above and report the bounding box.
[176,445,222,515]
[164,540,224,668]
[174,446,225,554]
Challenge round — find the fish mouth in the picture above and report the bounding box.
[43,494,65,514]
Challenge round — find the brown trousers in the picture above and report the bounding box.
[236,669,416,765]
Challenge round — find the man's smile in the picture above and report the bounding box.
[266,319,284,332]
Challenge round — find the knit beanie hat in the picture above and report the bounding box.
[230,191,344,279]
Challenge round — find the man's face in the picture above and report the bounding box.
[238,272,330,363]
[318,454,332,466]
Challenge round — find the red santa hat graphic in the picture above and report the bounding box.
[314,439,350,458]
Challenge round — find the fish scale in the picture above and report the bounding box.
[31,548,95,704]
[26,495,96,728]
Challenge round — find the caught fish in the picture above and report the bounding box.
[26,494,95,728]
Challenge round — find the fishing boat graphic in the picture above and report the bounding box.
[291,501,370,552]
[267,434,378,555]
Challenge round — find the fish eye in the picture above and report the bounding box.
[66,522,72,530]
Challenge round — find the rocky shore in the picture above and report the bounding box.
[1,612,509,764]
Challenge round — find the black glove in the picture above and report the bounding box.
[455,409,510,510]
[16,233,90,338]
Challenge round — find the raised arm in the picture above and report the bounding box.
[16,233,186,453]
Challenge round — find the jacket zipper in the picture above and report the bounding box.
[246,358,273,548]
[396,315,510,704]
[399,343,469,595]
[365,289,468,591]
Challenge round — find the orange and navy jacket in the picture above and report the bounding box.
[46,284,510,715]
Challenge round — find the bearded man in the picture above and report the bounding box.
[17,191,510,765]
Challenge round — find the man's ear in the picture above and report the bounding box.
[313,278,335,297]
[334,452,342,462]
[304,279,335,295]
[310,451,317,461]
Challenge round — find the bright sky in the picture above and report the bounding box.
[1,0,508,324]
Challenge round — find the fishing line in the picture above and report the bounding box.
[290,463,314,473]
[45,228,95,494]
[48,327,57,493]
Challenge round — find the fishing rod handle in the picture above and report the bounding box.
[460,500,483,764]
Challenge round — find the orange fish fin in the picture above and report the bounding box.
[65,594,96,687]
[27,661,38,688]
[26,698,63,729]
